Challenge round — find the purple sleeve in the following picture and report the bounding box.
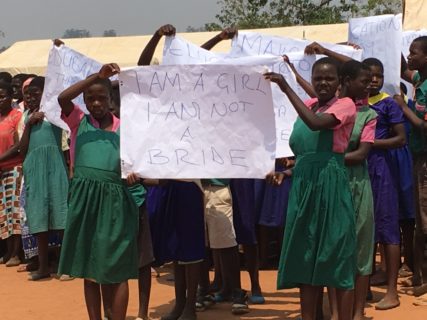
[387,98,404,124]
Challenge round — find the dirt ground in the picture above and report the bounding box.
[1,264,426,320]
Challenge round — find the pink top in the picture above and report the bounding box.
[305,97,356,153]
[61,105,120,166]
[0,108,23,169]
[360,119,377,143]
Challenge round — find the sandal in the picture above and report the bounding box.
[375,298,400,310]
[28,272,51,281]
[249,294,265,304]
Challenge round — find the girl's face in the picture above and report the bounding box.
[347,69,372,100]
[23,87,31,109]
[84,83,112,120]
[367,65,383,95]
[0,88,12,113]
[27,86,43,112]
[311,63,340,103]
[408,41,427,71]
[11,78,23,100]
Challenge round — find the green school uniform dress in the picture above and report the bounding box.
[23,115,68,234]
[277,113,356,290]
[346,106,377,276]
[58,116,139,284]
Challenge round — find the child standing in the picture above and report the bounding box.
[364,58,406,310]
[58,64,139,320]
[19,77,69,280]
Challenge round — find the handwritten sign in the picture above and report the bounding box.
[163,35,298,157]
[348,14,402,95]
[163,36,227,65]
[119,64,276,179]
[40,45,102,130]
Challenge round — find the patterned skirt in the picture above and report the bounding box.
[0,166,23,239]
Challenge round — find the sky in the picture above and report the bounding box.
[0,0,221,46]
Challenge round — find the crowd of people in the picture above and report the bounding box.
[1,24,427,320]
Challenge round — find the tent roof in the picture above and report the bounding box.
[0,23,349,75]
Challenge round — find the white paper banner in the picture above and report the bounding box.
[402,30,427,97]
[119,64,276,179]
[230,31,363,80]
[163,35,299,157]
[348,14,402,95]
[163,36,227,65]
[40,45,102,130]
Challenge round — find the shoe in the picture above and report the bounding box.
[28,272,51,281]
[213,292,232,303]
[5,256,21,267]
[231,289,249,315]
[249,293,265,304]
[59,274,75,281]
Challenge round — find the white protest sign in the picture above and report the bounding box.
[230,31,363,78]
[119,64,276,179]
[40,45,102,130]
[162,36,227,65]
[348,14,402,95]
[401,30,427,97]
[163,35,298,156]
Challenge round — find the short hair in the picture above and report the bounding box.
[83,76,113,98]
[0,72,12,84]
[340,60,371,84]
[413,36,427,54]
[363,58,384,73]
[312,57,341,75]
[29,76,45,90]
[12,73,30,83]
[0,81,14,96]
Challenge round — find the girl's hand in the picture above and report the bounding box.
[393,94,407,109]
[27,112,45,126]
[305,42,326,55]
[345,42,361,50]
[156,24,176,37]
[99,63,120,79]
[53,39,64,47]
[126,172,140,186]
[219,27,238,40]
[266,171,285,186]
[264,72,287,87]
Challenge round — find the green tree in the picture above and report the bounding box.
[62,28,91,38]
[207,0,402,29]
[103,29,117,37]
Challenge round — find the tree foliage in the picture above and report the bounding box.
[62,28,91,39]
[205,0,402,30]
[103,29,117,37]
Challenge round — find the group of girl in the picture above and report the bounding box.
[1,24,427,320]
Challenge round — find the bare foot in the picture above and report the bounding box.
[375,295,400,310]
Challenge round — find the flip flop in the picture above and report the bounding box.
[28,273,51,281]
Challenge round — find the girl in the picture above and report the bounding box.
[19,76,69,280]
[265,58,371,320]
[0,81,23,267]
[364,58,406,310]
[57,64,139,320]
[303,43,378,319]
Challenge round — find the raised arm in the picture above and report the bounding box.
[137,24,176,66]
[264,72,339,130]
[283,55,316,98]
[394,94,425,132]
[401,54,414,83]
[57,63,120,116]
[305,42,353,63]
[201,27,237,51]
